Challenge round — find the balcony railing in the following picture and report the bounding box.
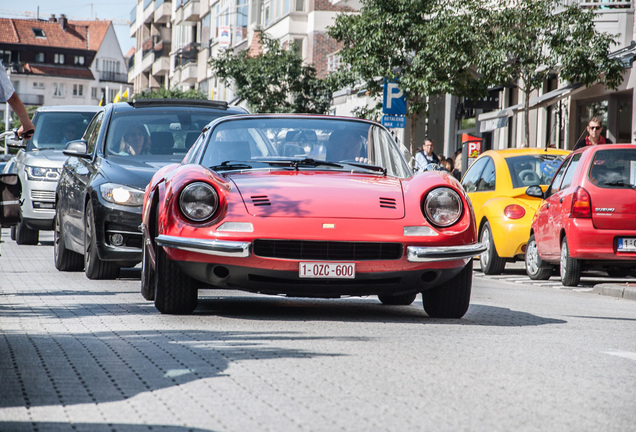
[174,43,199,68]
[578,0,632,8]
[99,71,128,83]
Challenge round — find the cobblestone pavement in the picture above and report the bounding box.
[1,229,636,432]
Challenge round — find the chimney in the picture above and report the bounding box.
[49,14,56,23]
[59,14,67,31]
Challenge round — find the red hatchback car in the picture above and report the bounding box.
[525,144,636,286]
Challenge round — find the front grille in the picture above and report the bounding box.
[253,239,403,261]
[31,190,55,201]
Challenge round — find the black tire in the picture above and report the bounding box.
[15,219,38,245]
[154,243,197,314]
[560,236,581,287]
[525,234,553,280]
[53,207,83,271]
[378,293,417,306]
[479,221,506,275]
[141,235,155,301]
[84,201,119,280]
[10,225,16,240]
[422,260,473,318]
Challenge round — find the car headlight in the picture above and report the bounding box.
[179,182,219,222]
[100,183,145,206]
[423,187,463,228]
[25,166,61,181]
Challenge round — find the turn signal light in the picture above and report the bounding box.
[504,204,526,219]
[570,187,591,218]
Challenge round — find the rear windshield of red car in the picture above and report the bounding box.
[589,149,636,188]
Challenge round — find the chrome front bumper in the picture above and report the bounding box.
[156,234,485,263]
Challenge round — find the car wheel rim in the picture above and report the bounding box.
[527,241,538,275]
[480,229,490,268]
[560,242,567,279]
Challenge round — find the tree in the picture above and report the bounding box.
[209,31,332,114]
[466,0,624,146]
[328,0,488,151]
[133,87,208,100]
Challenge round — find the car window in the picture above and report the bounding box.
[26,110,97,151]
[461,157,489,192]
[477,158,496,191]
[506,154,565,188]
[85,112,104,155]
[559,153,581,191]
[589,149,636,188]
[199,118,412,178]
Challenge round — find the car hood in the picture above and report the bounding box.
[101,156,182,190]
[228,171,406,219]
[24,149,68,168]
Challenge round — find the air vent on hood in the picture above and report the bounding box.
[251,195,271,206]
[379,197,397,209]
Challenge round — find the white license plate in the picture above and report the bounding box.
[617,238,636,252]
[299,262,355,279]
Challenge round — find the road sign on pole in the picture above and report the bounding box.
[383,80,406,115]
[381,115,406,129]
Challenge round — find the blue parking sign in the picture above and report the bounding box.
[383,80,407,115]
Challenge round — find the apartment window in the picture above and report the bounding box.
[35,52,45,63]
[32,82,45,89]
[0,50,11,65]
[91,87,98,99]
[293,38,303,57]
[327,52,343,74]
[73,84,84,97]
[54,53,65,64]
[295,0,304,11]
[33,28,46,38]
[74,55,85,65]
[53,83,65,97]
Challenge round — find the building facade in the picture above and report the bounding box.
[0,15,128,124]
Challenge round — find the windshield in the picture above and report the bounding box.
[506,154,565,188]
[27,111,97,151]
[105,109,226,157]
[589,149,636,188]
[199,117,413,178]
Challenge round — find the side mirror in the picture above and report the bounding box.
[525,185,544,199]
[63,139,89,158]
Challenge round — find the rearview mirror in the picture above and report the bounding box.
[525,185,544,199]
[63,140,89,158]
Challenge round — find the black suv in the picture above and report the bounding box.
[54,99,247,279]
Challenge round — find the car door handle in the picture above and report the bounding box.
[560,197,564,203]
[546,203,550,209]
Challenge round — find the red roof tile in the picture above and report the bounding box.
[0,17,112,51]
[25,63,95,80]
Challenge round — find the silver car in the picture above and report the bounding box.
[12,105,100,244]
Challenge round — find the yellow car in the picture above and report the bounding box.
[461,148,570,274]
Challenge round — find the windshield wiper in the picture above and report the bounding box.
[292,158,343,170]
[210,161,253,171]
[339,161,388,176]
[604,180,636,189]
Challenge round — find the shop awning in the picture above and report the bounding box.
[528,83,584,109]
[477,103,523,132]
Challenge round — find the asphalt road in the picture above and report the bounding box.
[1,229,635,432]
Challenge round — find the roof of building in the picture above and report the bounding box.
[0,17,112,51]
[25,63,95,80]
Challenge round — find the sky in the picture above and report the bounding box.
[3,1,137,54]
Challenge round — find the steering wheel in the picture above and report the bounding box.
[519,169,540,184]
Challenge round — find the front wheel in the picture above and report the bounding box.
[525,234,553,280]
[154,244,197,314]
[15,219,38,245]
[560,236,581,287]
[84,201,119,280]
[54,207,83,271]
[378,293,417,306]
[479,222,506,275]
[421,260,472,318]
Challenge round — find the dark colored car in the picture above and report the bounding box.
[141,114,485,317]
[525,144,636,285]
[54,99,247,280]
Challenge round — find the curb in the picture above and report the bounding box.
[593,283,636,301]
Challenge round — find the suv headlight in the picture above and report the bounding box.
[100,183,145,206]
[25,166,61,181]
[423,187,463,227]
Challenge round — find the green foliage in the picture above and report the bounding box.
[133,87,208,100]
[210,31,333,114]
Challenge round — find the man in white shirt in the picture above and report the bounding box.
[414,139,440,173]
[1,63,35,140]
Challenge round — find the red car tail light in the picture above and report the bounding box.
[504,204,526,219]
[570,187,591,218]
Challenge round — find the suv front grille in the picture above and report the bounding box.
[253,240,403,261]
[31,190,55,201]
